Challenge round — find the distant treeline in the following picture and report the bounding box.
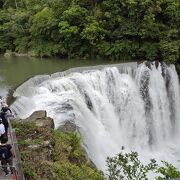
[0,0,179,64]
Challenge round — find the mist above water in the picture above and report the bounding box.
[10,62,180,173]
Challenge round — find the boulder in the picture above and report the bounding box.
[23,110,54,129]
[26,110,47,120]
[58,120,77,133]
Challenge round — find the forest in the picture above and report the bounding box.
[0,0,179,66]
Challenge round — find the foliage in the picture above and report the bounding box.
[53,130,85,163]
[160,40,179,64]
[106,151,157,180]
[55,161,103,180]
[156,161,180,180]
[106,151,180,180]
[0,0,179,66]
[12,121,37,136]
[23,162,37,180]
[53,130,104,179]
[20,150,38,180]
[18,139,31,146]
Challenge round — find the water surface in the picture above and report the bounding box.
[0,55,115,88]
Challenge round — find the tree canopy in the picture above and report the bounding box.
[0,0,179,66]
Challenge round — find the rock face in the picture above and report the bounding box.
[24,110,54,129]
[26,110,47,120]
[25,111,77,133]
[58,120,77,133]
[12,110,56,180]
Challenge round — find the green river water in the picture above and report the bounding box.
[0,55,116,88]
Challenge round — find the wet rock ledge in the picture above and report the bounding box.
[11,111,103,180]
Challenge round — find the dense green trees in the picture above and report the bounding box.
[0,0,179,65]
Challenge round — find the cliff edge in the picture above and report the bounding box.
[12,111,103,180]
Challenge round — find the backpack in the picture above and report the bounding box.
[1,107,11,114]
[0,145,10,159]
[1,134,8,143]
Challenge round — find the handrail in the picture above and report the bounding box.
[8,117,25,180]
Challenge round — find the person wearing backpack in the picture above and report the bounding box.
[0,138,14,176]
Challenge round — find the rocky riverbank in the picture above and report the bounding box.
[11,111,103,180]
[4,51,29,58]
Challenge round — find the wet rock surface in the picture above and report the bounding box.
[58,120,77,133]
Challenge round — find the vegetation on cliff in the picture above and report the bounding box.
[12,120,55,180]
[53,130,103,180]
[12,120,103,180]
[0,0,179,67]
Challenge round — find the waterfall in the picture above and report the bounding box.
[11,62,180,173]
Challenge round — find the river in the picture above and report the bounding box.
[0,55,117,88]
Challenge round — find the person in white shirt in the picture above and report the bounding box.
[0,96,7,109]
[0,118,5,134]
[0,118,6,143]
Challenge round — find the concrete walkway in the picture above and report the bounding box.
[0,168,13,180]
[0,134,14,180]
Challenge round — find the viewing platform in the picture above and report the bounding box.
[0,118,24,180]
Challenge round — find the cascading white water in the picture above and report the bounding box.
[11,62,180,174]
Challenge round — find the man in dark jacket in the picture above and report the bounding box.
[0,138,14,176]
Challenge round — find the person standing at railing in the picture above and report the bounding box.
[0,118,7,143]
[0,105,13,136]
[0,138,15,176]
[0,96,7,109]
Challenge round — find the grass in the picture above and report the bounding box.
[53,130,104,180]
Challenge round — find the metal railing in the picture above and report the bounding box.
[8,117,25,180]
